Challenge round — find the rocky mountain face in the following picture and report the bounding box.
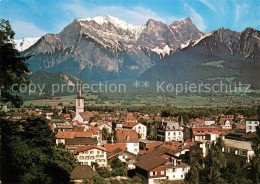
[22,15,203,81]
[140,27,260,88]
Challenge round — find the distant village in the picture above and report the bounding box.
[1,85,259,184]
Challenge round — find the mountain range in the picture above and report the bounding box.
[16,15,260,89]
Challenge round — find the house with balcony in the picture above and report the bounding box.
[157,122,183,142]
[135,147,190,184]
[74,145,107,167]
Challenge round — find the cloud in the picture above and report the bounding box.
[235,3,249,23]
[199,0,218,14]
[11,20,47,39]
[61,1,183,26]
[184,3,206,31]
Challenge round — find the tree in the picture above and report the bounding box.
[92,175,108,184]
[102,127,109,140]
[96,167,111,178]
[0,118,77,183]
[203,137,226,184]
[0,19,30,107]
[111,158,127,176]
[111,158,125,169]
[250,126,260,183]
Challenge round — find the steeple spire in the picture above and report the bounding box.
[78,81,82,98]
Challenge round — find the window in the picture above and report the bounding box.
[84,151,88,154]
[161,171,164,175]
[181,175,183,178]
[79,156,84,160]
[90,151,94,154]
[179,132,181,135]
[85,156,89,160]
[97,151,100,154]
[100,155,104,158]
[168,132,170,136]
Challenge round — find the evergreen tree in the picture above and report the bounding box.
[250,126,260,183]
[0,118,77,183]
[0,19,30,107]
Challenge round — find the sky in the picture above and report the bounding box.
[0,0,259,39]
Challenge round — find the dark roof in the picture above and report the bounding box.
[134,147,177,171]
[107,148,125,159]
[70,165,98,180]
[135,157,166,171]
[246,115,259,121]
[65,137,97,146]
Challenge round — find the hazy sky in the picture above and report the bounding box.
[0,0,259,39]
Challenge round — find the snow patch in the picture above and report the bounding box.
[180,39,191,49]
[63,74,75,86]
[192,33,212,46]
[14,37,41,51]
[78,15,146,39]
[151,45,172,58]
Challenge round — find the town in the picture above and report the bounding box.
[1,84,259,184]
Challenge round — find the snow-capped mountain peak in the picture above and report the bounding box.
[78,15,146,38]
[14,37,41,52]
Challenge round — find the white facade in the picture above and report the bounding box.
[148,177,166,184]
[204,120,215,126]
[166,165,190,181]
[56,138,65,145]
[126,142,139,155]
[223,139,255,163]
[221,120,232,129]
[73,113,88,124]
[165,130,183,142]
[246,120,259,133]
[133,123,147,139]
[76,148,107,167]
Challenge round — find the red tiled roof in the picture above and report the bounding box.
[56,132,76,139]
[58,125,73,129]
[116,129,139,143]
[75,131,93,138]
[146,141,163,150]
[75,145,107,154]
[219,118,234,125]
[123,122,138,128]
[192,127,223,136]
[104,143,126,152]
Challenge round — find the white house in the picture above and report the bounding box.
[246,116,259,133]
[221,120,232,129]
[123,122,147,139]
[204,118,215,126]
[157,122,183,142]
[116,129,140,155]
[74,145,107,167]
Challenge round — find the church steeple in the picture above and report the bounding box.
[75,81,84,115]
[78,81,82,98]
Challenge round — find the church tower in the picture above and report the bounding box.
[75,81,84,115]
